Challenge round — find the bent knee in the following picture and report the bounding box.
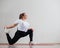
[28,29,33,32]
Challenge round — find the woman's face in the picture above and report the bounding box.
[23,14,27,20]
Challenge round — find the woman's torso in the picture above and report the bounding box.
[16,19,30,32]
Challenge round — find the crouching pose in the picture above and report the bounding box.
[4,13,33,45]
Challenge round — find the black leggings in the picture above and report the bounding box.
[6,29,33,45]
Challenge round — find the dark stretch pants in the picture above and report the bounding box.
[6,29,33,45]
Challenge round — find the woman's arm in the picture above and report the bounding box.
[4,23,18,29]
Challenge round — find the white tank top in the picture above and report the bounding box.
[14,19,30,32]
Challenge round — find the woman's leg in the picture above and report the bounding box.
[29,30,33,42]
[25,29,33,42]
[28,29,33,42]
[6,33,12,45]
[6,29,33,45]
[6,30,22,45]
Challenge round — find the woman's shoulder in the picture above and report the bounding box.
[15,19,22,23]
[16,19,22,21]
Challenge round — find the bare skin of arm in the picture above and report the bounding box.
[4,23,18,29]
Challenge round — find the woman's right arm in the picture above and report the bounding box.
[4,23,18,29]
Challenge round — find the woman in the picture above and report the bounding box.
[4,13,33,45]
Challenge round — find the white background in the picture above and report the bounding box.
[0,0,60,44]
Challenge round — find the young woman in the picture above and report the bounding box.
[4,13,33,45]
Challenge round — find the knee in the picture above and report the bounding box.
[9,41,15,45]
[28,29,33,32]
[9,43,14,45]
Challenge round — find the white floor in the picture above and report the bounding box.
[0,45,60,48]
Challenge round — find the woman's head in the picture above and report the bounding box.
[19,13,27,20]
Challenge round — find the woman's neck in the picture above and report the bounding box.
[20,19,26,21]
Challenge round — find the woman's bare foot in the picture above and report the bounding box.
[4,28,10,33]
[29,41,33,45]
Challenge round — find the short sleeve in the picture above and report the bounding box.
[14,19,20,24]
